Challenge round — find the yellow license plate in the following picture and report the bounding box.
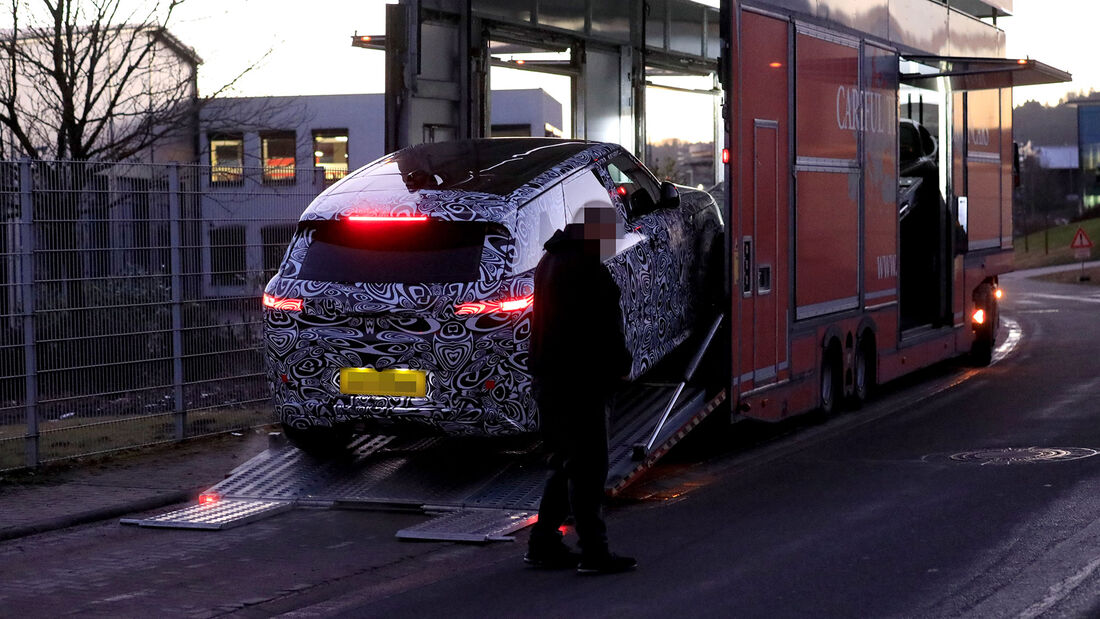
[339,368,427,397]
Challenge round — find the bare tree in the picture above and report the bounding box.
[0,0,270,161]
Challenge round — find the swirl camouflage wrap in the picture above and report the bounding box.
[262,138,723,438]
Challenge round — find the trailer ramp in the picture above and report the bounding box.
[123,319,728,540]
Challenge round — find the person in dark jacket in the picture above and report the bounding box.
[524,202,636,575]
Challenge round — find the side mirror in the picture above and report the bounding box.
[659,181,680,209]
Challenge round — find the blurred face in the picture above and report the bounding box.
[579,204,625,261]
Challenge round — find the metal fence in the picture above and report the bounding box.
[0,159,332,470]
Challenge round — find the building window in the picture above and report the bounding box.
[210,225,247,286]
[210,134,243,184]
[262,131,296,184]
[313,130,349,184]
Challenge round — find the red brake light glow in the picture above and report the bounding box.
[263,293,303,312]
[345,214,428,222]
[616,186,628,196]
[721,148,730,164]
[455,295,533,316]
[198,492,220,506]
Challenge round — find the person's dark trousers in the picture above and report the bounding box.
[529,386,610,558]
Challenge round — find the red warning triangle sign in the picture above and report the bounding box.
[1070,227,1094,249]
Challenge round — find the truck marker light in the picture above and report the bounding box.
[722,148,730,164]
[199,492,220,506]
[1017,58,1029,65]
[994,288,1004,300]
[263,294,303,312]
[455,295,534,315]
[616,186,628,196]
[345,214,428,222]
[972,308,986,325]
[769,62,783,68]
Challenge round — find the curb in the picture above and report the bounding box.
[0,488,198,542]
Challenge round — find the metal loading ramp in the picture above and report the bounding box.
[122,383,725,539]
[122,319,728,540]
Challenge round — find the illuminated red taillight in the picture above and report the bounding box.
[972,308,986,325]
[616,186,628,196]
[263,293,303,312]
[455,295,533,316]
[198,492,219,506]
[722,148,730,164]
[345,214,428,222]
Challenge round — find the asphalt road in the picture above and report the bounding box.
[3,271,1100,618]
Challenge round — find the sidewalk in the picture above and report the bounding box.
[0,428,270,541]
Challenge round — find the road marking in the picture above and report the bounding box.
[1017,556,1100,619]
[1021,293,1100,304]
[992,317,1022,365]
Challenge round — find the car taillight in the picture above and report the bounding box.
[454,295,533,315]
[344,213,428,222]
[263,293,303,312]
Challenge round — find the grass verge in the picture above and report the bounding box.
[1015,218,1100,270]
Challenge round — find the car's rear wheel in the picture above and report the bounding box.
[281,423,352,458]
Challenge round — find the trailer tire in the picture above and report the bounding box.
[820,345,842,415]
[971,331,993,366]
[970,285,997,367]
[850,334,875,408]
[282,423,352,458]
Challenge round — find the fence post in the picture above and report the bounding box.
[168,165,186,440]
[19,160,38,468]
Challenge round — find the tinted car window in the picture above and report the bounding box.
[361,139,589,196]
[513,186,567,274]
[603,154,661,218]
[294,220,491,284]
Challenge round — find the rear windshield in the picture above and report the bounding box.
[361,139,589,196]
[293,220,491,284]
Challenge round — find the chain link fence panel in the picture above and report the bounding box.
[0,159,333,470]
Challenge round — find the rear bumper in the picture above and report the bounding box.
[270,375,537,437]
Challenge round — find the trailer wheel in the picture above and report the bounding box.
[820,345,842,415]
[971,328,993,366]
[970,284,997,367]
[851,335,875,408]
[282,423,352,458]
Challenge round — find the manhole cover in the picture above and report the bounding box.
[946,447,1099,465]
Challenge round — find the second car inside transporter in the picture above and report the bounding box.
[261,138,725,453]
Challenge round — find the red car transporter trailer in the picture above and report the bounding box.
[715,2,1069,422]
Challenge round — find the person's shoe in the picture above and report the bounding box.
[524,545,582,569]
[576,552,637,574]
